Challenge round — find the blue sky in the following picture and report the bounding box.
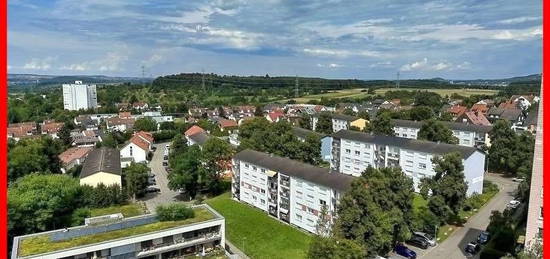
[8,0,542,79]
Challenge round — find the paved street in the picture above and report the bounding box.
[414,173,518,259]
[140,142,190,211]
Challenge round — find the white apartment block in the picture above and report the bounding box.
[11,204,225,259]
[232,149,355,234]
[62,81,98,111]
[331,130,485,196]
[525,92,543,248]
[311,114,362,133]
[392,119,492,148]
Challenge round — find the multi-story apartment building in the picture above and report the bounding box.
[232,149,355,234]
[311,113,367,133]
[62,81,98,111]
[11,204,225,259]
[331,130,485,196]
[525,91,543,249]
[392,119,492,148]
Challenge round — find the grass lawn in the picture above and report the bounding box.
[206,192,313,259]
[19,208,214,257]
[374,88,498,97]
[90,203,146,218]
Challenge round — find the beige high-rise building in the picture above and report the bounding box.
[525,84,543,248]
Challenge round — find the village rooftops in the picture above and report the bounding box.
[332,130,480,158]
[234,149,355,191]
[311,113,360,122]
[79,148,121,179]
[188,131,210,145]
[391,119,492,133]
[58,147,94,165]
[12,204,222,258]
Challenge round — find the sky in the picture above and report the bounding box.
[7,0,542,80]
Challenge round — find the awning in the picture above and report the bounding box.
[265,170,277,177]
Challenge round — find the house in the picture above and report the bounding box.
[332,130,485,196]
[116,102,130,111]
[132,102,149,111]
[79,148,122,187]
[41,120,64,138]
[231,149,355,234]
[292,127,332,162]
[524,107,539,133]
[508,95,540,111]
[106,116,135,132]
[446,105,468,120]
[263,104,284,113]
[184,126,211,146]
[58,147,94,172]
[119,112,132,119]
[311,113,368,132]
[11,204,225,259]
[470,103,489,115]
[74,115,99,130]
[265,111,286,123]
[7,122,38,141]
[120,131,154,167]
[456,111,492,126]
[392,119,492,148]
[217,119,238,132]
[487,107,525,130]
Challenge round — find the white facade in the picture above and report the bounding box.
[332,118,350,132]
[392,120,491,148]
[232,150,353,234]
[120,142,148,165]
[332,131,485,196]
[12,205,225,259]
[62,81,98,111]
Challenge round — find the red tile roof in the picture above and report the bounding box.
[498,101,517,109]
[447,105,467,116]
[7,122,37,138]
[218,119,238,128]
[58,147,94,165]
[267,111,285,122]
[185,125,205,136]
[135,131,154,143]
[470,103,489,114]
[460,111,491,126]
[129,135,151,151]
[42,121,64,134]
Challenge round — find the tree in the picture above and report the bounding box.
[58,124,72,146]
[315,205,332,237]
[414,91,442,108]
[366,112,394,136]
[357,110,370,121]
[123,162,149,201]
[168,145,203,198]
[170,134,188,161]
[299,114,312,130]
[134,117,157,132]
[201,137,234,177]
[409,106,434,121]
[8,137,63,182]
[307,237,366,259]
[9,174,83,238]
[334,167,415,256]
[218,106,227,118]
[342,108,356,116]
[156,203,195,221]
[439,111,453,121]
[424,152,468,222]
[159,121,175,130]
[417,119,458,144]
[102,132,118,148]
[254,105,264,116]
[316,112,333,134]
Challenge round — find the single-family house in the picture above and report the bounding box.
[59,147,94,172]
[80,147,122,187]
[120,131,154,167]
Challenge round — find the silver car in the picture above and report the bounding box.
[413,232,436,246]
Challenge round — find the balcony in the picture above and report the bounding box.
[137,232,221,258]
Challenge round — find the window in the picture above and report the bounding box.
[419,163,427,169]
[261,169,266,173]
[355,151,360,155]
[296,214,302,221]
[261,199,265,204]
[129,146,133,156]
[261,189,266,194]
[345,149,351,154]
[320,200,327,206]
[253,166,257,171]
[245,163,249,168]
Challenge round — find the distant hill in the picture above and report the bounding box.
[8,74,153,91]
[449,74,541,87]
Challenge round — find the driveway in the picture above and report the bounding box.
[140,142,191,211]
[415,173,518,259]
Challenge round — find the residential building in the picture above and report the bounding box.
[106,117,136,132]
[79,147,122,187]
[311,113,367,132]
[217,119,238,132]
[58,147,94,172]
[74,115,99,130]
[456,111,492,126]
[184,126,211,146]
[391,119,492,147]
[132,102,149,111]
[487,107,525,130]
[11,204,225,259]
[331,130,485,196]
[524,107,539,133]
[232,149,355,234]
[446,104,468,120]
[525,92,543,249]
[62,81,98,111]
[120,131,154,166]
[7,122,38,141]
[291,127,332,162]
[266,111,286,123]
[40,120,64,138]
[72,135,101,147]
[470,103,489,115]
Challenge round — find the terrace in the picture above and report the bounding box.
[15,205,220,258]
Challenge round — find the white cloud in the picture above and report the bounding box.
[22,57,56,70]
[497,16,541,24]
[7,65,12,70]
[408,24,542,42]
[303,48,383,58]
[401,58,470,71]
[60,50,129,72]
[369,61,393,68]
[317,63,343,68]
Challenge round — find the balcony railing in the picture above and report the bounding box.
[138,232,221,257]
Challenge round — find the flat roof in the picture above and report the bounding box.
[14,204,222,258]
[234,149,355,191]
[332,130,480,158]
[391,119,492,133]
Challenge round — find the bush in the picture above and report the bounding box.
[156,203,195,221]
[153,130,177,142]
[70,208,91,226]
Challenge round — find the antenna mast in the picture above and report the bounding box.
[295,75,299,98]
[396,71,400,89]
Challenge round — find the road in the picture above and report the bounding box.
[414,173,518,259]
[140,142,190,211]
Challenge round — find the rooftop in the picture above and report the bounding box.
[80,148,121,179]
[188,131,211,145]
[184,125,205,137]
[391,119,493,133]
[15,205,220,257]
[332,130,481,158]
[291,127,324,139]
[234,149,355,191]
[58,147,94,165]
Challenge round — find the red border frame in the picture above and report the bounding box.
[0,0,547,258]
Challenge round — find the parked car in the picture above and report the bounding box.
[145,186,161,193]
[151,146,157,151]
[512,177,524,182]
[148,178,156,185]
[507,200,521,209]
[464,241,481,255]
[406,236,429,249]
[162,161,168,166]
[394,244,416,259]
[413,231,437,246]
[163,155,168,160]
[477,231,490,244]
[148,173,155,178]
